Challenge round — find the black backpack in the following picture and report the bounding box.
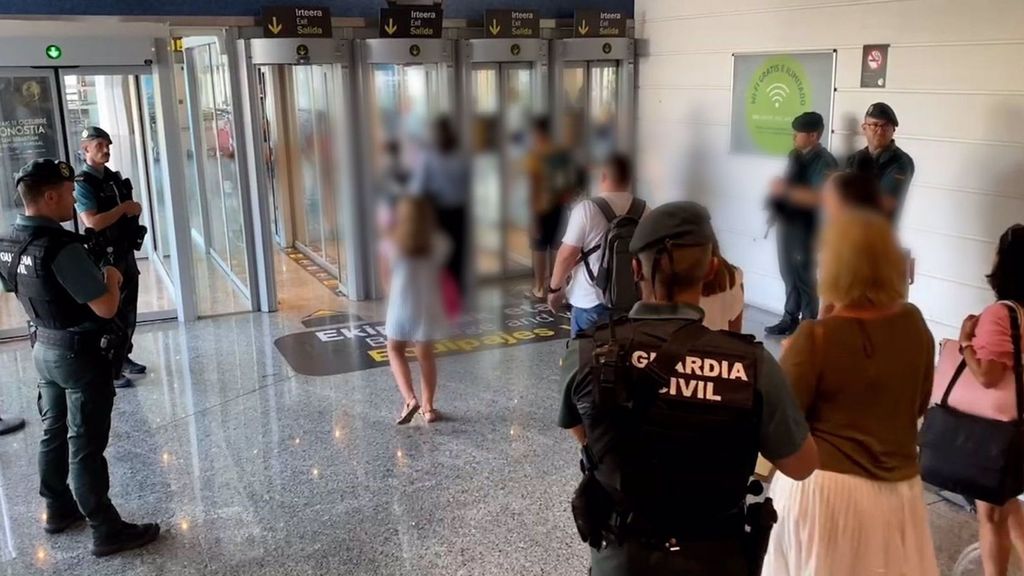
[580,197,647,313]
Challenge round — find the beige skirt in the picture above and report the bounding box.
[763,470,939,576]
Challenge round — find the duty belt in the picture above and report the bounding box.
[33,327,104,352]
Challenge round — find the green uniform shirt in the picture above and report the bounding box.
[558,302,810,462]
[1,215,106,305]
[845,141,916,216]
[73,163,106,214]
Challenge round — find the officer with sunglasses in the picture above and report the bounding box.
[845,103,915,221]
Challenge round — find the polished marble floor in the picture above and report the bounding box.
[0,298,994,575]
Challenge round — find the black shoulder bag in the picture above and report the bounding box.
[919,302,1024,505]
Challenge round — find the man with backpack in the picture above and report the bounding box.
[547,153,649,337]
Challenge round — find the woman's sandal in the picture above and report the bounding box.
[396,401,420,425]
[421,408,440,424]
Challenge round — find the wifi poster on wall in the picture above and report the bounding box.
[730,51,836,156]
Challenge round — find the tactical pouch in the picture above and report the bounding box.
[743,497,778,576]
[571,471,615,550]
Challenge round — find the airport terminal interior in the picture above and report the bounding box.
[0,0,1022,574]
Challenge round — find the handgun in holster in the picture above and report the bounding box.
[572,443,618,550]
[744,496,778,576]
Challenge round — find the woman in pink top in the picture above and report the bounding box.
[959,223,1024,576]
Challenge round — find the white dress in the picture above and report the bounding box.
[763,470,939,576]
[383,233,451,342]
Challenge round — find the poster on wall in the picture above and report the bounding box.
[730,51,836,156]
[0,75,62,225]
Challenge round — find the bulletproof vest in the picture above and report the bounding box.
[76,168,138,251]
[580,318,761,535]
[0,225,97,330]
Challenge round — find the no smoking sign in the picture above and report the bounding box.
[860,44,890,88]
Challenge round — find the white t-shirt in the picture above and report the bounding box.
[562,192,647,309]
[700,268,745,331]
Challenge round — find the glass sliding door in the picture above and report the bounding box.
[468,62,539,280]
[470,65,501,278]
[60,69,177,319]
[502,64,535,276]
[589,63,620,165]
[183,37,252,315]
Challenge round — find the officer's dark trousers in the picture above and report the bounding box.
[777,222,818,322]
[590,539,748,576]
[115,253,139,358]
[34,343,122,533]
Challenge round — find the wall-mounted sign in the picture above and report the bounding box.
[171,37,184,52]
[860,44,889,88]
[573,10,626,38]
[484,9,539,39]
[44,44,62,60]
[261,6,333,39]
[730,51,836,156]
[379,7,443,39]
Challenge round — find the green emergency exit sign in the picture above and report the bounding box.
[45,44,62,60]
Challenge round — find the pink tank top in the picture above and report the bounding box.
[932,302,1024,421]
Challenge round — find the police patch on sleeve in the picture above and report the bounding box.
[632,350,756,408]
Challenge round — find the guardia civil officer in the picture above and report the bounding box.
[75,126,147,388]
[558,202,818,576]
[0,159,160,556]
[845,103,915,221]
[765,112,838,337]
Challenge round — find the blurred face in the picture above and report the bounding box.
[861,118,894,150]
[792,131,817,150]
[83,138,111,165]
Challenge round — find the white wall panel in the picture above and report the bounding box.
[635,0,1024,340]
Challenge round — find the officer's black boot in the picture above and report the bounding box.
[113,373,133,389]
[123,357,147,375]
[91,520,160,557]
[765,317,798,336]
[44,507,85,535]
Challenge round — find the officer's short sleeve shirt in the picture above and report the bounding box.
[74,164,104,214]
[807,148,838,190]
[557,329,810,462]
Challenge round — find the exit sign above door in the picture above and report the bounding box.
[261,6,333,38]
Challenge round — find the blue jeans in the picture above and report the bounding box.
[571,304,611,337]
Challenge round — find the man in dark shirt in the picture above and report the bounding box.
[844,102,915,221]
[766,112,837,336]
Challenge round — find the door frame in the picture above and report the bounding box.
[353,38,456,301]
[237,35,360,311]
[550,38,636,174]
[0,32,196,339]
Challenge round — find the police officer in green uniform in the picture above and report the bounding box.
[0,159,160,557]
[845,103,915,221]
[765,112,837,336]
[75,126,147,388]
[558,202,818,576]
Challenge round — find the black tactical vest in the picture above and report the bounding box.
[76,168,138,252]
[0,225,97,330]
[579,318,761,538]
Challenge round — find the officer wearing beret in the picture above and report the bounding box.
[845,103,915,221]
[76,126,147,387]
[559,202,818,576]
[0,159,159,556]
[766,112,837,336]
